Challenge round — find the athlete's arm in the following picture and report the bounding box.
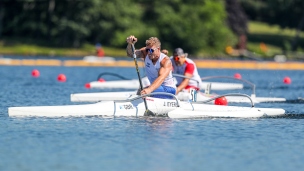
[141,57,172,94]
[126,35,147,59]
[176,63,194,94]
[126,44,146,59]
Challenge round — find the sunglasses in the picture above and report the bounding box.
[174,55,180,61]
[145,48,156,53]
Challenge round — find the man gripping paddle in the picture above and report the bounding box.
[162,48,202,94]
[171,48,202,94]
[126,35,176,98]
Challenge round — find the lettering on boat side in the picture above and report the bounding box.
[119,104,134,110]
[163,102,177,107]
[145,98,154,101]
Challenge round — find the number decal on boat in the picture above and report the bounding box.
[119,104,134,110]
[163,102,177,107]
[190,88,197,102]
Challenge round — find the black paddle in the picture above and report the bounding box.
[130,43,154,116]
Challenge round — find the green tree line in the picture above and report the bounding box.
[0,0,303,56]
[240,0,304,51]
[0,0,235,55]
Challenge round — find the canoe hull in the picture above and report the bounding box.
[83,56,115,63]
[8,97,285,118]
[87,78,243,91]
[71,91,286,104]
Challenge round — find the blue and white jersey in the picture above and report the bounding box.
[145,53,176,88]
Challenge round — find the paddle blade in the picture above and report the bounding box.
[144,110,155,116]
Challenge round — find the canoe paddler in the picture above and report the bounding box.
[126,35,176,99]
[170,48,202,94]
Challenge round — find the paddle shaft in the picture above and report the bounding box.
[131,43,149,112]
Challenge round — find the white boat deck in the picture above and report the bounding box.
[9,93,285,118]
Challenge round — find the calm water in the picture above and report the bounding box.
[1,64,304,171]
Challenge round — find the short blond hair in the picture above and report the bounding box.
[145,37,161,48]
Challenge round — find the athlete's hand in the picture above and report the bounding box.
[126,35,137,44]
[141,88,152,96]
[161,49,168,55]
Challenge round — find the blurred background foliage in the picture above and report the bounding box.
[0,0,303,59]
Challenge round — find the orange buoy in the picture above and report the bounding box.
[85,83,91,88]
[31,69,40,77]
[283,76,291,84]
[57,74,66,82]
[214,96,228,106]
[234,73,242,79]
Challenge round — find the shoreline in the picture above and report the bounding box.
[1,58,303,70]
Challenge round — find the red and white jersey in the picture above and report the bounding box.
[171,58,202,89]
[145,53,176,88]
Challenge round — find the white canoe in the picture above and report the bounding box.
[177,91,286,103]
[227,95,286,103]
[87,77,243,90]
[70,91,286,104]
[83,56,116,63]
[88,77,151,89]
[199,75,286,103]
[8,95,285,118]
[71,91,137,102]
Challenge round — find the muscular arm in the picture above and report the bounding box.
[126,44,146,59]
[144,57,172,93]
[176,72,192,94]
[176,63,195,94]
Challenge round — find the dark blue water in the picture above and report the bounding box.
[1,64,304,171]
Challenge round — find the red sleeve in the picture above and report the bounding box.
[97,49,105,57]
[184,62,195,75]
